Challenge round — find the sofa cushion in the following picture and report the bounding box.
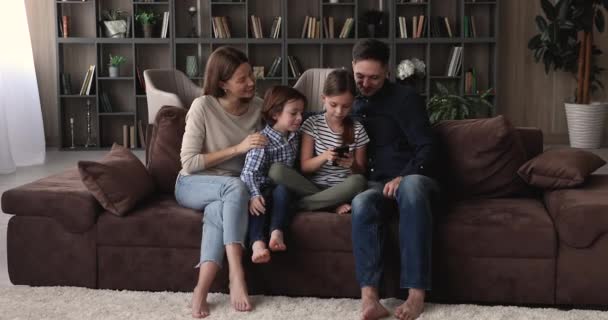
[434,115,531,199]
[518,147,606,189]
[1,168,100,233]
[78,144,155,216]
[436,198,556,258]
[544,175,608,248]
[147,106,186,194]
[289,211,353,252]
[97,194,201,248]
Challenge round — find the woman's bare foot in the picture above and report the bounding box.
[394,289,425,320]
[191,285,210,318]
[251,240,271,264]
[229,271,252,312]
[335,203,352,215]
[269,230,287,251]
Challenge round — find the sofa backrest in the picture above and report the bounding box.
[146,108,544,196]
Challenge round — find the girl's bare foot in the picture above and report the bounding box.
[269,230,287,251]
[251,241,271,263]
[394,289,425,320]
[191,285,210,318]
[335,203,352,215]
[229,271,252,312]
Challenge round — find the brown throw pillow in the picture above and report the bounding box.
[78,144,155,216]
[146,106,187,194]
[434,115,531,199]
[518,148,606,189]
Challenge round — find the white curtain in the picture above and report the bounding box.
[0,0,46,174]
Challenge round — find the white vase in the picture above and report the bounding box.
[104,20,127,38]
[564,102,608,149]
[109,66,119,78]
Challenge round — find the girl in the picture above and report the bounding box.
[240,86,307,264]
[270,69,369,214]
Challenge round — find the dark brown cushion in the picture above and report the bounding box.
[78,144,155,216]
[147,106,186,194]
[518,147,606,189]
[434,115,531,199]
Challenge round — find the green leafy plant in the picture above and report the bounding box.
[135,11,158,25]
[528,0,608,104]
[426,82,494,124]
[103,9,127,21]
[109,54,126,67]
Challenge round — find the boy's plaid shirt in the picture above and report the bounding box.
[240,125,299,198]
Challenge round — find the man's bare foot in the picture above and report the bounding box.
[335,203,352,215]
[229,272,252,312]
[191,285,210,318]
[251,240,271,264]
[269,230,287,251]
[394,289,425,320]
[361,287,389,320]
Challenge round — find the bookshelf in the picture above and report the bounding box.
[55,0,497,150]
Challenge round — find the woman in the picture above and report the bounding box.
[174,46,266,318]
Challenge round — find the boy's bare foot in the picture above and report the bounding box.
[269,230,287,251]
[191,285,210,318]
[335,203,352,215]
[229,271,252,312]
[394,289,425,320]
[251,241,271,264]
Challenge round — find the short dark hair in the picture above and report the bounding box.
[203,46,249,97]
[352,38,389,65]
[262,86,307,126]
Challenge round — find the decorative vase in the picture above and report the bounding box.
[104,20,127,38]
[186,56,198,78]
[565,102,608,148]
[367,24,376,38]
[143,24,154,38]
[109,66,119,78]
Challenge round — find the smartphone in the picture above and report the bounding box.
[334,145,350,158]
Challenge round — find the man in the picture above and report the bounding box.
[350,38,439,320]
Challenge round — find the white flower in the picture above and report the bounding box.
[397,60,415,80]
[411,58,426,76]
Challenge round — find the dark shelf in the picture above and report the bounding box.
[99,112,136,116]
[133,1,170,4]
[211,1,246,5]
[98,77,135,80]
[56,0,93,3]
[60,95,96,98]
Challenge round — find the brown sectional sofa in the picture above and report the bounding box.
[3,107,608,307]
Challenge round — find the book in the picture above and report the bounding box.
[138,120,146,149]
[444,17,453,37]
[328,16,334,39]
[125,16,131,38]
[85,65,96,95]
[300,16,309,38]
[161,11,169,38]
[136,67,146,92]
[62,16,69,38]
[122,125,129,147]
[221,16,232,38]
[130,126,136,148]
[61,73,72,95]
[470,16,477,37]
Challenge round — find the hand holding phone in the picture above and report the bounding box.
[334,145,350,158]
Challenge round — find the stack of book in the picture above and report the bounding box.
[267,57,282,77]
[428,16,453,38]
[463,16,478,38]
[79,65,96,96]
[445,46,463,77]
[287,56,303,78]
[338,17,354,38]
[99,91,113,113]
[61,73,73,95]
[160,11,170,38]
[405,16,427,38]
[301,16,321,39]
[250,16,282,38]
[212,16,232,38]
[322,16,336,38]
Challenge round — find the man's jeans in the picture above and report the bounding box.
[175,174,250,268]
[248,184,293,246]
[351,174,440,290]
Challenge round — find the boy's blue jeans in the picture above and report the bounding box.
[351,174,439,290]
[247,184,293,246]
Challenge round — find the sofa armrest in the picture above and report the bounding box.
[1,168,101,233]
[544,174,608,248]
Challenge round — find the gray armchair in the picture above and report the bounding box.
[292,68,335,112]
[143,69,203,124]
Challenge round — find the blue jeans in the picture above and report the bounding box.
[247,184,293,246]
[351,174,440,290]
[174,174,250,268]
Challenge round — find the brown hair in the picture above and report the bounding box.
[262,86,307,126]
[203,46,250,97]
[323,69,356,145]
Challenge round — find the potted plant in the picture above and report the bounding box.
[427,82,494,125]
[396,58,426,90]
[108,54,126,78]
[135,10,158,38]
[102,9,128,38]
[528,0,608,148]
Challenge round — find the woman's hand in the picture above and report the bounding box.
[249,196,266,216]
[335,152,354,168]
[236,133,267,154]
[321,148,338,164]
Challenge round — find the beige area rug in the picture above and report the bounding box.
[1,286,607,320]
